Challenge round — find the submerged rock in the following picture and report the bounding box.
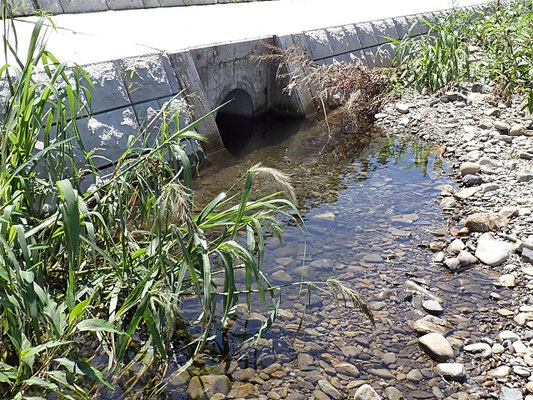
[422,300,443,315]
[187,375,232,399]
[413,315,451,335]
[354,384,382,400]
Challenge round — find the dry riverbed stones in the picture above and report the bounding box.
[377,81,533,399]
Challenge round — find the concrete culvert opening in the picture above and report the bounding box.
[215,89,254,156]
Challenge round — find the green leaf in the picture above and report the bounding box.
[68,299,91,323]
[75,319,122,334]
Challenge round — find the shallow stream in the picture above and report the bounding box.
[163,123,506,399]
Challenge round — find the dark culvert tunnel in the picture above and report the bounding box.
[215,88,306,157]
[215,89,254,156]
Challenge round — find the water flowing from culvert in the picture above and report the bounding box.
[119,124,505,399]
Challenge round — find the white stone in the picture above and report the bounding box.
[460,162,481,176]
[475,236,514,266]
[419,333,454,361]
[435,363,465,381]
[488,365,511,377]
[447,239,465,253]
[510,124,527,136]
[464,342,492,358]
[500,206,518,219]
[499,274,516,288]
[498,330,520,342]
[422,300,443,315]
[354,384,382,400]
[395,102,411,114]
[513,340,529,355]
[458,250,478,266]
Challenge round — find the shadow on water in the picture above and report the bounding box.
[214,110,306,157]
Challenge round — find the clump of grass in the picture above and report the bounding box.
[389,11,472,92]
[390,0,533,112]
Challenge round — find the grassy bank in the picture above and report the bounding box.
[0,6,304,399]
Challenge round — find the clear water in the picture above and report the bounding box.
[126,124,504,399]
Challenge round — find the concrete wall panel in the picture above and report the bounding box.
[355,22,379,49]
[107,0,145,10]
[304,29,334,60]
[76,107,140,168]
[349,50,368,67]
[168,51,223,152]
[12,0,34,16]
[371,18,400,45]
[59,0,108,13]
[326,26,352,55]
[373,43,395,67]
[120,54,177,104]
[142,0,161,6]
[83,62,130,114]
[36,0,64,13]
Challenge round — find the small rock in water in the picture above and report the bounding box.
[368,368,395,379]
[464,342,492,358]
[444,257,461,271]
[499,386,523,400]
[422,300,443,315]
[187,375,232,399]
[334,362,360,377]
[354,384,382,400]
[384,387,402,400]
[458,250,478,267]
[418,332,454,361]
[413,315,451,335]
[435,363,466,381]
[311,212,336,223]
[317,380,342,400]
[447,239,465,253]
[498,330,520,341]
[489,365,512,377]
[406,369,424,382]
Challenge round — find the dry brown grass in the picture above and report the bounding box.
[255,44,389,133]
